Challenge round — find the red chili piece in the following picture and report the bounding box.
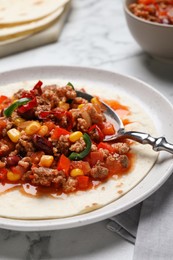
[88,124,104,142]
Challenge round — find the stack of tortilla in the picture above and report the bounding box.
[0,0,71,57]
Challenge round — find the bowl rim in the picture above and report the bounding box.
[123,0,173,28]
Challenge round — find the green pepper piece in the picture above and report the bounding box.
[67,82,75,89]
[4,98,30,117]
[69,133,92,161]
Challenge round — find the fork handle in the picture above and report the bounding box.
[122,131,173,154]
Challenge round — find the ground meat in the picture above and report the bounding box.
[119,155,129,168]
[56,85,77,101]
[62,177,78,193]
[91,144,97,152]
[90,163,109,179]
[15,132,35,156]
[13,89,27,99]
[106,154,129,169]
[76,118,90,132]
[24,167,66,187]
[43,85,76,102]
[0,138,14,157]
[82,104,105,125]
[69,137,86,153]
[98,148,109,159]
[42,85,60,107]
[35,96,51,115]
[0,142,9,157]
[52,135,70,156]
[71,104,105,132]
[18,157,31,170]
[112,143,130,155]
[2,118,13,137]
[71,97,88,108]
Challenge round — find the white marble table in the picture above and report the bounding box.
[0,0,173,259]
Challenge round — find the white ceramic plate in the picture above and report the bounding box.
[0,66,173,231]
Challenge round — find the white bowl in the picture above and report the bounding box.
[124,0,173,60]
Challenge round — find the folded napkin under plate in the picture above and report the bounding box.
[107,171,173,259]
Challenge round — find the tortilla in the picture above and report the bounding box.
[0,4,69,41]
[0,0,70,26]
[0,80,158,219]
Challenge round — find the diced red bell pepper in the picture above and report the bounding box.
[101,122,115,136]
[77,175,89,189]
[21,81,43,99]
[89,151,104,166]
[39,109,73,131]
[57,154,71,175]
[51,126,70,140]
[97,142,114,153]
[17,97,37,114]
[31,80,43,95]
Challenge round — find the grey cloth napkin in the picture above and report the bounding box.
[107,172,173,259]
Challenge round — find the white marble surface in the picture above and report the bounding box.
[0,0,173,259]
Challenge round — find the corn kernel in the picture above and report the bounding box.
[91,97,101,105]
[7,170,21,181]
[14,117,25,126]
[59,101,70,111]
[70,168,84,177]
[69,131,83,142]
[7,128,21,143]
[25,121,41,135]
[38,125,49,137]
[39,155,54,167]
[78,104,84,109]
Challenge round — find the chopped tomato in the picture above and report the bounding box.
[70,161,91,174]
[0,119,7,132]
[97,142,114,153]
[101,122,115,136]
[11,165,26,175]
[0,168,7,180]
[57,154,71,175]
[0,95,8,104]
[77,176,89,189]
[44,121,56,131]
[51,127,70,140]
[89,151,104,166]
[107,161,123,176]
